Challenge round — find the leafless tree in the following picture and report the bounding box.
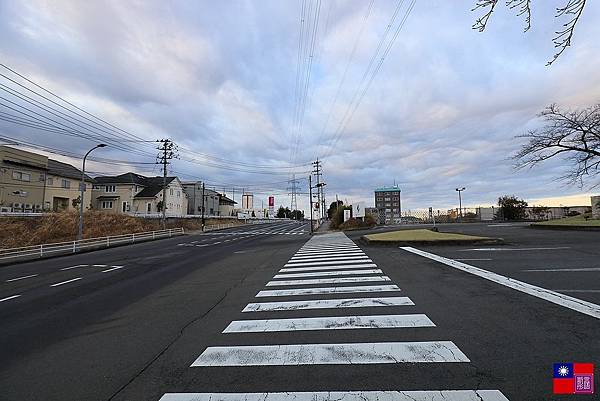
[515,104,600,187]
[472,0,587,65]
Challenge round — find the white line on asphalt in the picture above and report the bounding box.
[223,314,435,333]
[287,256,370,264]
[266,276,391,287]
[284,259,373,267]
[60,264,88,271]
[0,294,21,302]
[454,259,493,261]
[401,246,600,320]
[290,251,365,259]
[50,277,83,287]
[243,296,415,312]
[101,266,124,273]
[191,341,469,366]
[555,289,600,293]
[158,390,510,401]
[6,274,39,282]
[298,246,359,252]
[273,269,383,279]
[256,285,401,297]
[280,263,378,273]
[460,247,571,251]
[93,264,108,267]
[213,241,222,244]
[522,268,600,272]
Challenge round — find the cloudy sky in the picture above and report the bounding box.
[1,0,599,212]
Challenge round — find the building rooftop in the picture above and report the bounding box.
[48,159,94,182]
[374,186,401,192]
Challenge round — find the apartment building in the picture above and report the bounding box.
[92,172,188,217]
[0,145,94,212]
[374,185,401,224]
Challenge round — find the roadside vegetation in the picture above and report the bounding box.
[532,214,600,227]
[0,211,240,249]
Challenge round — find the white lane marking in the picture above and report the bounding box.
[266,276,391,287]
[402,246,600,319]
[280,263,378,273]
[284,259,373,267]
[223,314,435,333]
[243,296,415,312]
[297,246,360,252]
[522,268,600,272]
[50,277,83,287]
[6,274,38,282]
[191,341,469,366]
[257,285,401,297]
[460,247,571,251]
[159,390,509,401]
[93,264,108,267]
[0,294,21,303]
[213,241,222,244]
[454,259,492,261]
[102,266,124,273]
[555,289,600,293]
[273,269,383,279]
[290,251,365,260]
[286,256,370,264]
[60,264,89,271]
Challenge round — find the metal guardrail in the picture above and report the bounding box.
[0,228,185,263]
[203,223,239,232]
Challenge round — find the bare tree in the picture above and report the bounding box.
[472,0,587,65]
[515,104,600,187]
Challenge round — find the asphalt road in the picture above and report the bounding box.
[1,221,598,401]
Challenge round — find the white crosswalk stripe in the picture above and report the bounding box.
[279,263,378,272]
[256,285,401,297]
[284,259,373,267]
[242,296,415,312]
[223,314,435,333]
[266,276,391,287]
[273,269,383,278]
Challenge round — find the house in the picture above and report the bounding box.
[181,182,221,216]
[0,145,94,212]
[218,194,237,217]
[92,172,188,217]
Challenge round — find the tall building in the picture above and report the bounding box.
[374,185,401,224]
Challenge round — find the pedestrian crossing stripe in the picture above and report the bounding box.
[191,341,470,366]
[159,390,509,401]
[273,269,383,278]
[265,276,391,287]
[256,284,401,297]
[279,263,378,272]
[242,296,415,312]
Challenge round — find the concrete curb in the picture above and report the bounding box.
[359,236,504,247]
[529,223,600,232]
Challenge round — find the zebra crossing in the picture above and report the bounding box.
[158,232,509,401]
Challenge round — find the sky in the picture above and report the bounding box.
[1,0,599,213]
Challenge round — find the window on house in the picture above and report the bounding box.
[12,171,31,182]
[147,203,152,213]
[39,173,45,182]
[122,202,130,212]
[47,177,54,186]
[102,201,113,209]
[61,179,70,189]
[170,188,173,196]
[105,185,116,193]
[177,191,180,198]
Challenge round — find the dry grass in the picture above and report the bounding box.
[0,211,242,249]
[532,215,600,227]
[364,229,490,242]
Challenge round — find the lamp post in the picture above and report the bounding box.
[455,187,465,222]
[78,144,106,241]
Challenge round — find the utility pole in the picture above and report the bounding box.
[157,139,176,230]
[456,187,466,222]
[312,159,324,221]
[201,182,206,231]
[309,174,313,234]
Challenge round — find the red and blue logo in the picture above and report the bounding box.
[553,363,594,394]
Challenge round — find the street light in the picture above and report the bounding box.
[78,144,106,241]
[455,187,466,222]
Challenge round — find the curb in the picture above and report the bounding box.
[529,224,600,232]
[359,236,504,247]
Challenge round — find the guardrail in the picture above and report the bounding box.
[0,228,185,264]
[204,223,239,232]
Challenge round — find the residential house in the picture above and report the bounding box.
[0,145,93,212]
[92,172,188,217]
[181,182,221,216]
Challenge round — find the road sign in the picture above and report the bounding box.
[353,201,365,218]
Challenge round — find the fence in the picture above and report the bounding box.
[0,228,185,264]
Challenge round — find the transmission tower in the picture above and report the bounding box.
[288,174,300,215]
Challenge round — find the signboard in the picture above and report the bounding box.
[268,196,275,215]
[344,209,351,222]
[352,201,366,218]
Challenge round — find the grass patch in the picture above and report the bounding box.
[532,215,600,227]
[364,229,490,242]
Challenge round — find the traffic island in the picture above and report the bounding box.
[361,228,503,246]
[530,215,600,231]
